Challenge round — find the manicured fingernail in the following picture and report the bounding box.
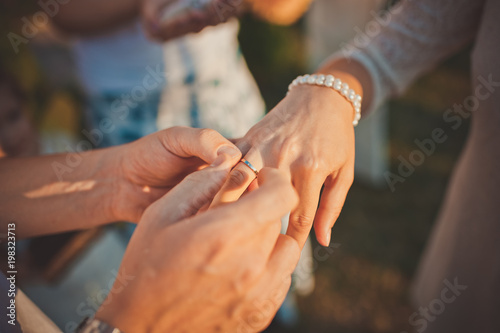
[217,145,241,159]
[325,230,331,247]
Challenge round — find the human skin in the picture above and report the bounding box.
[95,166,301,333]
[1,126,302,332]
[211,58,373,247]
[0,126,241,238]
[50,0,311,38]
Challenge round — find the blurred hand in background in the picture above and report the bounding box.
[142,0,313,41]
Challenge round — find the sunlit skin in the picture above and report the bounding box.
[0,127,241,238]
[96,167,301,333]
[211,61,371,248]
[1,127,304,333]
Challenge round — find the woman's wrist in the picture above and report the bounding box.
[288,74,362,125]
[316,58,373,115]
[286,84,355,127]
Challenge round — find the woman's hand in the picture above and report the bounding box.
[211,84,357,247]
[111,126,241,222]
[96,164,300,333]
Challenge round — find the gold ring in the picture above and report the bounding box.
[240,158,259,176]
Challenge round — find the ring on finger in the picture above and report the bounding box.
[239,158,259,177]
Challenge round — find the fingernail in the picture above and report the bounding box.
[325,230,331,247]
[217,145,241,159]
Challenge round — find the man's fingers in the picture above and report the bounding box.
[238,235,300,332]
[162,127,242,165]
[210,148,262,208]
[199,168,298,239]
[267,234,301,277]
[286,176,324,248]
[314,169,354,246]
[142,155,234,227]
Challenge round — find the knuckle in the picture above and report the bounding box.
[237,265,260,290]
[227,168,251,188]
[296,155,326,174]
[293,213,314,231]
[192,227,226,260]
[198,128,220,142]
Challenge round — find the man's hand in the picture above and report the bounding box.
[96,162,300,333]
[111,126,241,222]
[0,126,239,238]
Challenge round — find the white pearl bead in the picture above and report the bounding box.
[291,75,361,128]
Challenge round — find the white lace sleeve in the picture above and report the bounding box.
[323,0,486,114]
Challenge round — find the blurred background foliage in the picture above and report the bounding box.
[0,2,472,332]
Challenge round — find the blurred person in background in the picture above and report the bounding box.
[52,0,165,148]
[0,70,39,158]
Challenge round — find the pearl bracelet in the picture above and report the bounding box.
[288,74,362,126]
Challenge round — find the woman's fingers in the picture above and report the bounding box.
[313,168,354,246]
[162,127,242,165]
[209,148,263,208]
[286,174,325,249]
